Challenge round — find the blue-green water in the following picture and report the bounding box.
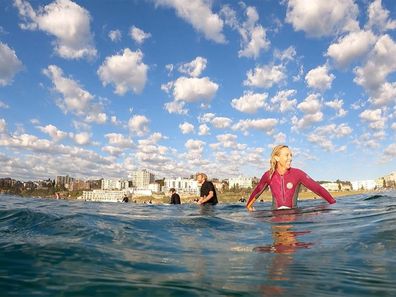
[1,192,396,296]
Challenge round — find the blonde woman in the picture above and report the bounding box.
[246,145,336,211]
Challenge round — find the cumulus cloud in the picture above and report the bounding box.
[327,30,376,68]
[164,100,188,115]
[232,118,278,135]
[105,133,133,148]
[221,5,269,59]
[307,123,352,151]
[370,82,396,106]
[292,93,324,130]
[108,29,122,42]
[273,132,286,144]
[128,115,150,136]
[244,64,286,88]
[43,65,93,116]
[270,89,297,112]
[383,143,396,158]
[172,76,218,102]
[179,122,194,134]
[0,42,23,86]
[178,57,207,78]
[14,0,97,59]
[305,64,335,92]
[37,124,68,142]
[285,0,359,38]
[211,117,232,129]
[154,0,225,43]
[129,26,151,44]
[231,91,268,113]
[365,0,396,33]
[354,35,396,94]
[97,48,148,95]
[359,108,386,130]
[325,99,347,117]
[185,138,205,154]
[0,101,9,109]
[198,124,210,135]
[73,131,91,145]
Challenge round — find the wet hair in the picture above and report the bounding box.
[269,145,289,178]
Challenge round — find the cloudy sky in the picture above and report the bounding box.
[0,0,396,182]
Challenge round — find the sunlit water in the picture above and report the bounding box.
[1,192,396,297]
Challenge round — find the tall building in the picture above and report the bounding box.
[55,175,75,188]
[130,169,155,188]
[101,179,129,190]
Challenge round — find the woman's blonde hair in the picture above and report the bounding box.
[269,144,289,178]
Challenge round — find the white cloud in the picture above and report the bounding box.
[43,65,93,116]
[130,26,151,44]
[325,99,347,117]
[365,0,396,33]
[384,143,396,158]
[273,132,286,144]
[185,139,205,153]
[354,35,396,93]
[232,118,278,135]
[285,0,359,38]
[73,132,91,145]
[231,91,268,113]
[274,46,297,62]
[0,42,23,86]
[198,124,210,135]
[172,76,218,102]
[37,124,68,142]
[307,123,352,151]
[128,115,150,136]
[108,29,122,42]
[391,123,396,131]
[105,133,133,148]
[211,117,232,129]
[244,64,286,88]
[270,89,297,112]
[178,57,207,78]
[370,82,396,106]
[359,108,386,130]
[0,118,6,133]
[179,122,195,134]
[305,64,335,92]
[14,0,96,59]
[292,93,324,130]
[102,146,124,156]
[98,48,148,95]
[327,30,376,68]
[0,100,10,109]
[164,100,188,115]
[154,0,225,43]
[216,133,238,148]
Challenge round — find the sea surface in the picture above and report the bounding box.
[1,192,396,297]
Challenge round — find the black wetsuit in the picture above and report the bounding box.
[170,193,181,204]
[200,180,218,205]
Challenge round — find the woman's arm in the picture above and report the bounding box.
[299,171,336,204]
[246,172,269,211]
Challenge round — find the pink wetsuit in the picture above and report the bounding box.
[247,168,336,209]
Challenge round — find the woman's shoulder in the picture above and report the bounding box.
[289,167,307,175]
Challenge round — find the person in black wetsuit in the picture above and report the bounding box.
[122,194,129,203]
[169,188,181,204]
[196,173,218,205]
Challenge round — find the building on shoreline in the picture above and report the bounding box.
[164,177,199,195]
[351,180,376,191]
[228,176,253,189]
[81,189,130,202]
[130,169,155,188]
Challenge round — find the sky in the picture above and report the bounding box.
[0,0,396,182]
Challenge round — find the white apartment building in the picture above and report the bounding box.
[101,179,129,190]
[82,189,129,202]
[130,170,155,188]
[321,182,340,191]
[228,176,253,189]
[351,180,376,190]
[164,177,199,194]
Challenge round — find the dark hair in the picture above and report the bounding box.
[169,188,176,192]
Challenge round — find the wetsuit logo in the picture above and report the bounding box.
[286,182,293,189]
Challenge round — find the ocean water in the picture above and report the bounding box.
[1,192,396,297]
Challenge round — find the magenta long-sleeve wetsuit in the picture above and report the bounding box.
[247,168,336,209]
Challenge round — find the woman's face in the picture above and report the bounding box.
[276,147,292,169]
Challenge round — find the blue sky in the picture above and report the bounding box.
[0,0,396,182]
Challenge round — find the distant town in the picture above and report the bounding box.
[1,170,395,203]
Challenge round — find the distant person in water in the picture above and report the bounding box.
[122,194,129,203]
[169,188,181,204]
[246,145,336,211]
[196,173,218,205]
